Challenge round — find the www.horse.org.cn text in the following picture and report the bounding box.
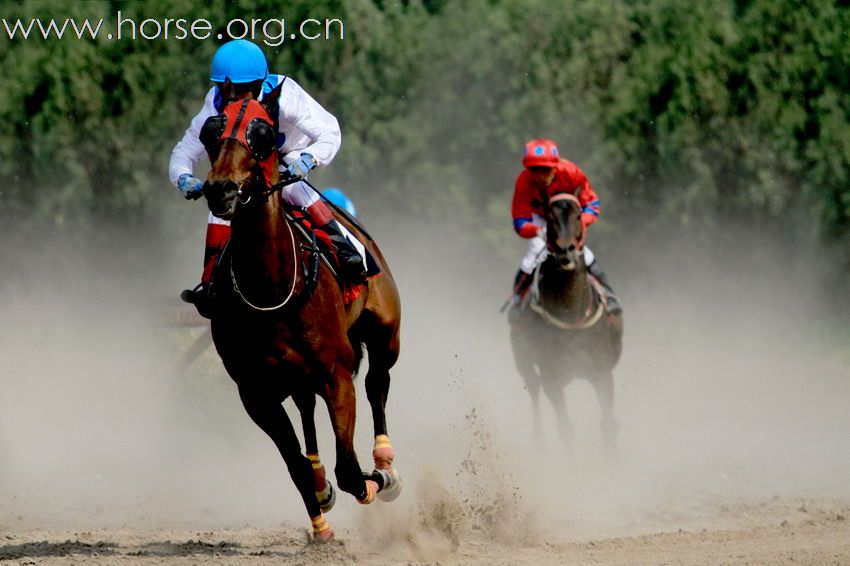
[1,12,345,46]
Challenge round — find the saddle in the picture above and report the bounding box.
[288,209,381,304]
[511,265,612,329]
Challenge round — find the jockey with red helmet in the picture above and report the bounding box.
[169,40,365,316]
[511,138,621,313]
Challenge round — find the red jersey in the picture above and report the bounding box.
[511,159,601,236]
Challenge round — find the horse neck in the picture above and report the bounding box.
[231,191,300,296]
[540,257,592,322]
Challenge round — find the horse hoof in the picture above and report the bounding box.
[376,467,403,502]
[373,435,395,470]
[316,481,336,513]
[358,480,379,505]
[312,526,335,542]
[311,515,334,542]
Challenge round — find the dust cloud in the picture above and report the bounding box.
[1,200,849,557]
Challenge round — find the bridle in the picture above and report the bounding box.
[200,96,319,312]
[529,192,605,330]
[545,193,583,262]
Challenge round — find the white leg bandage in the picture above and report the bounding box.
[208,212,230,226]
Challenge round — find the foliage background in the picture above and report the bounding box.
[0,0,848,266]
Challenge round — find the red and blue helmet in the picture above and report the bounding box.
[323,187,358,217]
[522,138,560,168]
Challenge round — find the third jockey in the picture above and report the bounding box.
[511,138,621,314]
[169,40,365,313]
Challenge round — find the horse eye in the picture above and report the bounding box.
[245,118,276,161]
[199,114,227,155]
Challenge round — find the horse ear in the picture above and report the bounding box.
[261,80,283,116]
[220,78,236,105]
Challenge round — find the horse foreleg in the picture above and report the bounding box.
[518,364,544,439]
[592,370,619,455]
[238,384,333,540]
[292,392,336,513]
[540,372,575,454]
[511,327,543,438]
[322,369,376,504]
[528,376,544,440]
[363,329,399,466]
[361,327,403,502]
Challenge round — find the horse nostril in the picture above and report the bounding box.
[204,179,237,196]
[567,244,576,252]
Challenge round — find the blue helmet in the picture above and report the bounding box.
[210,40,268,84]
[323,188,358,217]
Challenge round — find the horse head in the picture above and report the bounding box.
[199,79,283,220]
[545,193,585,271]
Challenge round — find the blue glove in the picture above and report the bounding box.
[178,174,204,200]
[286,153,317,179]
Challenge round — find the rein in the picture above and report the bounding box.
[530,290,605,330]
[530,191,604,330]
[229,208,300,312]
[228,173,328,313]
[237,172,296,202]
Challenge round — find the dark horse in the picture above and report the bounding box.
[198,80,402,540]
[509,193,623,453]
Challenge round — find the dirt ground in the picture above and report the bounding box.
[2,217,849,565]
[2,500,849,564]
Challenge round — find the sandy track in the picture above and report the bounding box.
[3,219,849,565]
[2,505,848,565]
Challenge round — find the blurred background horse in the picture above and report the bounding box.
[509,193,623,454]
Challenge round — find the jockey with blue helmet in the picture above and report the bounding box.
[169,40,365,313]
[322,187,358,218]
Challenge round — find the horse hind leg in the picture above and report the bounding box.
[292,392,336,513]
[362,324,403,501]
[238,383,333,541]
[540,371,575,456]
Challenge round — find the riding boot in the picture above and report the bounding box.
[321,219,367,284]
[587,260,622,314]
[513,269,534,303]
[180,223,230,319]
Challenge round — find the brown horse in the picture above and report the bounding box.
[508,193,623,454]
[198,80,402,540]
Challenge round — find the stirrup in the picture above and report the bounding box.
[180,283,205,304]
[180,283,213,319]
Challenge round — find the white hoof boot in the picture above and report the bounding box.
[317,481,336,513]
[376,467,403,502]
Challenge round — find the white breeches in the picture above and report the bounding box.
[519,231,595,273]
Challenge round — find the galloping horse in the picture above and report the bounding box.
[508,193,623,453]
[198,80,402,540]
